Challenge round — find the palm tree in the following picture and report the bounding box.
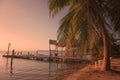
[49,0,120,71]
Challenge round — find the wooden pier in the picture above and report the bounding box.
[2,54,89,63]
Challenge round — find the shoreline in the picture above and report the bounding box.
[63,58,120,80]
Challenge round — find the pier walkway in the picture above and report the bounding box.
[2,54,89,63]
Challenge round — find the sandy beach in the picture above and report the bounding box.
[64,58,120,80]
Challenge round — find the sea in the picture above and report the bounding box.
[0,51,86,80]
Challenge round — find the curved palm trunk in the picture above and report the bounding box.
[101,22,111,71]
[65,38,72,57]
[97,13,111,71]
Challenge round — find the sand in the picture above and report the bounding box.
[64,58,120,80]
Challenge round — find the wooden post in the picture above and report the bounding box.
[55,44,58,57]
[57,40,59,57]
[49,42,51,58]
[61,47,63,57]
[7,43,11,55]
[98,60,103,68]
[10,49,15,73]
[95,61,98,68]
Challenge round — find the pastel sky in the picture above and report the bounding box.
[0,0,67,51]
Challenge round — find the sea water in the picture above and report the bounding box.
[0,51,85,80]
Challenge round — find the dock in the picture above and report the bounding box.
[2,54,89,63]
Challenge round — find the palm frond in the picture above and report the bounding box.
[49,0,71,17]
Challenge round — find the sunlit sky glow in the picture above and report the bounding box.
[0,0,67,51]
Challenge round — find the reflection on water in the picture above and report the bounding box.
[0,53,85,80]
[6,57,9,70]
[10,59,13,74]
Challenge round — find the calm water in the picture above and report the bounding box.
[0,51,85,80]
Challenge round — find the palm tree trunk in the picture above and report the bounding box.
[97,13,111,71]
[101,23,111,71]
